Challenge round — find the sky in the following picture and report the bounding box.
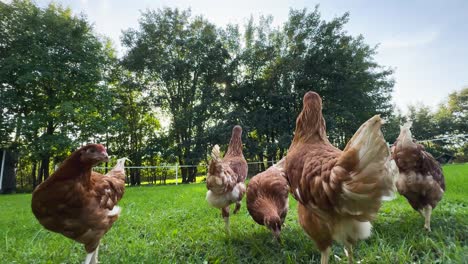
[5,0,468,112]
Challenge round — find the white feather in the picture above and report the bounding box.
[332,219,372,244]
[108,205,121,216]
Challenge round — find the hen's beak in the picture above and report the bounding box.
[272,229,281,243]
[100,151,109,162]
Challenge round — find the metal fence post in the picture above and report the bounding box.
[175,163,178,185]
[0,150,5,192]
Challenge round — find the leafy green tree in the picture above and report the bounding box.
[436,88,468,135]
[405,88,468,162]
[122,8,229,183]
[285,8,394,147]
[227,7,395,166]
[106,67,161,185]
[0,0,113,185]
[433,88,468,161]
[382,108,406,144]
[407,104,438,141]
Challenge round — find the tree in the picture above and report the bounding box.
[405,88,468,162]
[0,0,113,185]
[286,8,394,147]
[407,104,438,141]
[382,108,406,144]
[122,8,229,183]
[227,7,395,167]
[433,88,468,162]
[436,88,468,135]
[106,67,161,185]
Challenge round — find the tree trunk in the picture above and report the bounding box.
[31,162,37,188]
[187,166,198,183]
[104,161,109,174]
[38,157,50,184]
[0,150,17,194]
[181,167,189,183]
[130,169,136,186]
[135,169,141,185]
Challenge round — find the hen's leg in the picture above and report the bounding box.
[84,245,99,264]
[233,201,241,214]
[222,206,231,235]
[344,242,353,264]
[94,245,99,264]
[320,247,331,264]
[422,205,432,231]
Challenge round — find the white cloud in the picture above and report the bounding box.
[380,29,440,49]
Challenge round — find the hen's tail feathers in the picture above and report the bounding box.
[211,144,221,162]
[334,115,398,220]
[208,145,222,176]
[105,158,129,181]
[401,121,412,130]
[207,144,227,194]
[397,121,414,145]
[113,157,130,172]
[117,157,130,169]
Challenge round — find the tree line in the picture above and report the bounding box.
[1,0,466,190]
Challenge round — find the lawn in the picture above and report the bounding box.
[0,164,467,264]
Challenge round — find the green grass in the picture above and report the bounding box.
[0,164,467,263]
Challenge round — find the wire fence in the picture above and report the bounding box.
[416,134,468,144]
[94,160,279,186]
[388,134,468,147]
[93,134,468,187]
[11,134,467,190]
[97,134,468,187]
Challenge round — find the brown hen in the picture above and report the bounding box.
[206,125,248,234]
[285,92,397,264]
[246,158,289,241]
[31,144,127,264]
[392,122,445,231]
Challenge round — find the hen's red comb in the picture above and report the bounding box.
[96,144,107,152]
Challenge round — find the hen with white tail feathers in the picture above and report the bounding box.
[206,125,248,234]
[285,92,398,264]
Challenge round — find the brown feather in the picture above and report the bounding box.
[392,124,445,211]
[246,160,289,238]
[285,91,397,260]
[31,144,125,253]
[206,125,248,229]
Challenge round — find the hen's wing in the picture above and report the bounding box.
[419,147,445,191]
[75,159,127,251]
[228,157,248,183]
[93,158,127,212]
[286,146,342,212]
